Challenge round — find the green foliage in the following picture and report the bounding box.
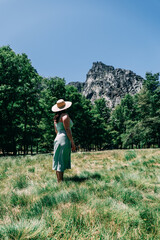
[38,77,66,152]
[0,46,42,155]
[65,85,93,150]
[110,73,160,149]
[0,45,159,152]
[94,98,110,123]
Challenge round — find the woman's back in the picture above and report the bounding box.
[55,119,73,133]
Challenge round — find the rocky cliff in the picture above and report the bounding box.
[68,62,144,108]
[68,81,85,93]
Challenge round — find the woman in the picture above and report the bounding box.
[52,99,76,183]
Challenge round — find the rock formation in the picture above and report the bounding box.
[68,81,85,93]
[68,62,144,108]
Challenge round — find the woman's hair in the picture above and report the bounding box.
[54,110,66,123]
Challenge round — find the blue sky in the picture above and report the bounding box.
[0,0,160,83]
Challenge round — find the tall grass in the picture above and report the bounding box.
[0,149,160,239]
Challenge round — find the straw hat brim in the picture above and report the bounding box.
[52,101,72,112]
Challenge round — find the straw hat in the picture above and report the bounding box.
[51,99,72,112]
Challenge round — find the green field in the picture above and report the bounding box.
[0,149,160,240]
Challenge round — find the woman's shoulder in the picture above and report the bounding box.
[60,113,70,122]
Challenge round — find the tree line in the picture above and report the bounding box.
[0,46,160,155]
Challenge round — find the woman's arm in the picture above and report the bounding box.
[62,114,76,151]
[54,121,58,134]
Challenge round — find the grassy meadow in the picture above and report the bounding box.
[0,149,160,239]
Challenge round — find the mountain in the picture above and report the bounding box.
[67,81,85,93]
[68,62,144,108]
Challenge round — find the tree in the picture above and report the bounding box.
[91,98,111,150]
[0,46,42,155]
[137,72,160,147]
[94,98,110,123]
[65,85,94,150]
[111,72,160,149]
[110,94,138,148]
[38,77,66,152]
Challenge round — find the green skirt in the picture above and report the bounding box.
[53,131,71,172]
